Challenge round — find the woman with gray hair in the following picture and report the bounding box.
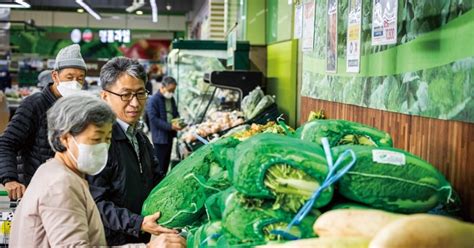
[9,94,186,248]
[9,94,114,247]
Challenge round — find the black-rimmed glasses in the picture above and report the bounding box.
[104,89,149,101]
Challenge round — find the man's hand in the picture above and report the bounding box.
[171,123,182,131]
[141,212,178,236]
[4,181,26,200]
[147,233,186,248]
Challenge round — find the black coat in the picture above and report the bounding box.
[86,122,162,246]
[0,84,57,185]
[146,91,179,145]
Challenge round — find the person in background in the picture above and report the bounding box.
[37,69,53,89]
[0,69,11,92]
[0,91,9,134]
[143,64,163,129]
[146,76,182,176]
[10,95,185,248]
[0,44,87,200]
[88,57,177,246]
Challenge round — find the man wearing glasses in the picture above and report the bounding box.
[87,57,179,246]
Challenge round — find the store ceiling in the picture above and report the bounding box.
[24,0,194,14]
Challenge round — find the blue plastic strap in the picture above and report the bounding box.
[193,131,210,145]
[199,233,222,248]
[270,138,357,240]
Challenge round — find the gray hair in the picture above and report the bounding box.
[161,76,177,87]
[47,94,116,152]
[100,57,147,90]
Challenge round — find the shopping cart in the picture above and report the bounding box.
[0,191,17,247]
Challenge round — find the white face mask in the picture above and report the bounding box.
[57,80,82,97]
[163,91,174,99]
[67,137,109,176]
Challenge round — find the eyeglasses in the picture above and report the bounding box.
[104,89,149,101]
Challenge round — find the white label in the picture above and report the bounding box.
[372,150,406,166]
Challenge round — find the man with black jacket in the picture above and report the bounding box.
[0,44,86,200]
[87,57,177,246]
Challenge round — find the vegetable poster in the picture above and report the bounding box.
[301,1,474,123]
[294,4,303,39]
[371,0,398,45]
[346,0,362,73]
[326,0,338,72]
[302,0,316,51]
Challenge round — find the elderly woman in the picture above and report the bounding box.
[9,94,185,248]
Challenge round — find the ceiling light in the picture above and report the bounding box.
[166,4,171,11]
[150,0,158,23]
[136,10,143,15]
[77,8,84,13]
[126,0,145,13]
[0,0,31,8]
[75,0,101,20]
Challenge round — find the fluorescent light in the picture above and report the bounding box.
[150,0,158,23]
[16,0,30,8]
[0,0,31,8]
[75,0,101,20]
[77,8,84,13]
[126,0,145,13]
[136,10,143,15]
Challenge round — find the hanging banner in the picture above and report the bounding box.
[326,0,338,72]
[302,0,316,51]
[346,0,362,73]
[294,4,304,39]
[371,0,398,45]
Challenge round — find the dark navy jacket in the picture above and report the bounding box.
[146,91,179,144]
[86,122,163,246]
[0,84,57,185]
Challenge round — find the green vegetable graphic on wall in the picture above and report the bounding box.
[301,0,474,123]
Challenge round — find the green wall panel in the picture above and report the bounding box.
[245,0,266,45]
[301,0,474,123]
[267,40,298,127]
[266,0,293,44]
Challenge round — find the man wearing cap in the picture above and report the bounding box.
[0,44,87,200]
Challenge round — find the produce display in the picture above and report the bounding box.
[296,119,393,148]
[4,87,37,104]
[142,118,465,247]
[257,237,370,248]
[226,121,290,141]
[232,134,332,212]
[368,214,474,248]
[332,145,454,213]
[180,111,245,143]
[310,209,474,248]
[241,87,275,120]
[220,188,317,245]
[141,143,225,227]
[179,87,278,145]
[313,209,403,239]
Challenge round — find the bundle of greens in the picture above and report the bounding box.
[332,145,454,213]
[220,189,318,246]
[296,119,393,148]
[186,221,223,248]
[241,87,265,119]
[232,134,332,213]
[141,139,234,228]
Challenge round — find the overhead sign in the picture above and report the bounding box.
[70,28,94,43]
[99,29,131,43]
[70,29,81,43]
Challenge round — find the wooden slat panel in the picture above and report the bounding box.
[300,97,474,221]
